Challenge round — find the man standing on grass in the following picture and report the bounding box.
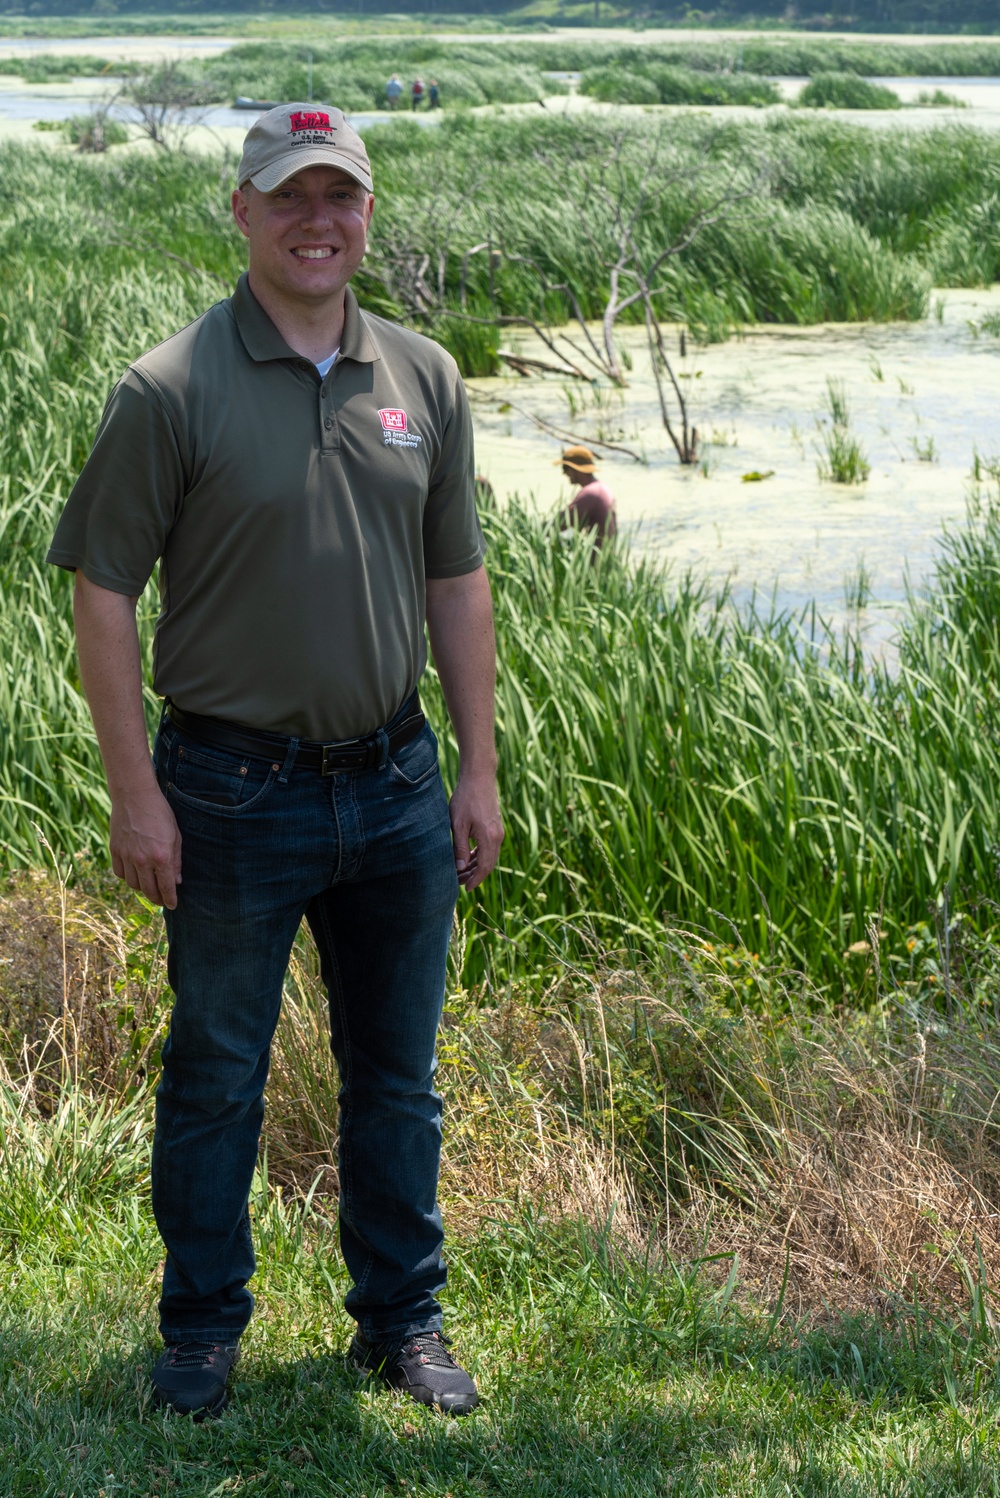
[47,103,503,1421]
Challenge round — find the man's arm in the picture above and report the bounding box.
[73,572,182,908]
[425,565,504,891]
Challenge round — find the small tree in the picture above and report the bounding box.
[126,62,220,151]
[361,123,771,466]
[484,128,771,464]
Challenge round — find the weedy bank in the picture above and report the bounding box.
[5,872,1000,1493]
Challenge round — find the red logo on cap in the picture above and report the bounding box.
[289,111,333,132]
[379,409,408,433]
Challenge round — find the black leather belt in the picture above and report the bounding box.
[165,694,425,775]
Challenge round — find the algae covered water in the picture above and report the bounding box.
[469,284,1000,649]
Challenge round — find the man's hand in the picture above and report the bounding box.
[110,784,182,909]
[449,771,504,890]
[74,572,183,909]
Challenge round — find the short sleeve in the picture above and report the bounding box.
[46,367,186,595]
[422,370,486,579]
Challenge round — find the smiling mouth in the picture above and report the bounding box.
[293,247,335,260]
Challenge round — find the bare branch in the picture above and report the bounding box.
[496,349,590,380]
[467,389,646,464]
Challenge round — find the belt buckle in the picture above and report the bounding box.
[321,741,346,776]
[320,735,379,775]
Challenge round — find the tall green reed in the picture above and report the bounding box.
[422,483,1000,990]
[2,133,1000,989]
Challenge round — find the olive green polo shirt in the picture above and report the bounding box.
[47,275,485,740]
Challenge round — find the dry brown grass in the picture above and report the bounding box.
[4,873,1000,1321]
[0,868,167,1096]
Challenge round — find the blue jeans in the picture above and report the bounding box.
[150,702,458,1346]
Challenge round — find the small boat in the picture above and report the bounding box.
[233,96,281,111]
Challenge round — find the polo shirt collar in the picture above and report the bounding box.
[340,287,380,365]
[232,274,379,366]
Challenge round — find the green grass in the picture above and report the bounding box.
[0,52,119,82]
[817,423,872,480]
[197,39,570,111]
[7,1175,1000,1498]
[916,87,970,106]
[973,310,1000,335]
[170,36,1000,86]
[187,37,1000,113]
[7,1190,1000,1497]
[0,11,547,41]
[4,33,990,103]
[581,61,781,106]
[799,73,903,109]
[62,111,131,148]
[816,377,872,480]
[435,478,1000,987]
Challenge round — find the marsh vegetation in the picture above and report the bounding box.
[11,34,1000,111]
[3,115,1000,979]
[4,91,1000,1489]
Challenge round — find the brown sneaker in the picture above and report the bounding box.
[349,1330,479,1415]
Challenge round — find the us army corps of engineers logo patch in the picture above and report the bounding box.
[288,110,339,144]
[379,409,423,450]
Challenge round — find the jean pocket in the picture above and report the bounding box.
[387,724,440,787]
[167,739,279,816]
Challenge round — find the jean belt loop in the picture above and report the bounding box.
[278,737,299,784]
[375,726,390,771]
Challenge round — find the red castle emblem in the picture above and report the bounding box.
[289,111,333,133]
[379,409,408,434]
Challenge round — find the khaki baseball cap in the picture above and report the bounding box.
[237,103,373,193]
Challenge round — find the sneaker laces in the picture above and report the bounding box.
[165,1342,225,1368]
[401,1332,458,1369]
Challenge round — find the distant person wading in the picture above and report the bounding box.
[556,445,617,548]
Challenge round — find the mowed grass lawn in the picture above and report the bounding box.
[7,1169,1000,1498]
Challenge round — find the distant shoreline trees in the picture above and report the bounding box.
[2,0,999,37]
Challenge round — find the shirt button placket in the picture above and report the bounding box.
[320,379,339,452]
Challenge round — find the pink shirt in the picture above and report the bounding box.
[562,480,617,546]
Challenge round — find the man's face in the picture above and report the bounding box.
[232,164,374,309]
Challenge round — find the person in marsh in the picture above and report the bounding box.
[411,76,425,111]
[556,444,617,548]
[47,104,503,1421]
[385,73,403,111]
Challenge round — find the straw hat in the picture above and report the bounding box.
[555,445,598,474]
